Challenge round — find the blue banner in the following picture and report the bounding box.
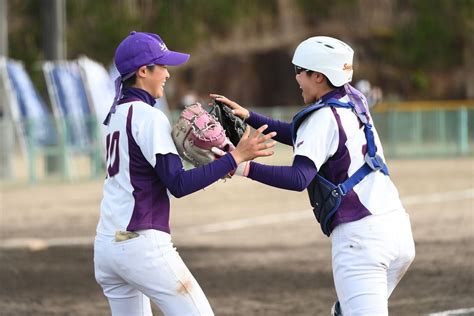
[77,57,114,147]
[6,60,56,146]
[43,62,92,148]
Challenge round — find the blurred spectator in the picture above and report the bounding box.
[179,90,199,109]
[355,79,383,109]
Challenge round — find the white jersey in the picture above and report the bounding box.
[96,100,178,236]
[294,95,403,221]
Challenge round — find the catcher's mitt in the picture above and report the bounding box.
[208,99,247,147]
[172,103,234,167]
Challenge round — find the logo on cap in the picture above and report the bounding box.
[158,42,167,51]
[342,63,353,71]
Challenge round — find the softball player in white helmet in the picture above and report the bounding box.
[213,36,415,315]
[94,31,276,316]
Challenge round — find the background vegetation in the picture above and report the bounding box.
[6,0,474,107]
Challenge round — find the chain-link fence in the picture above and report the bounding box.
[1,102,473,184]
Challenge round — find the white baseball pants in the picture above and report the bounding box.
[331,210,415,316]
[94,229,214,316]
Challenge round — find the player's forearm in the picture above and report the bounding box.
[155,153,237,198]
[247,112,293,145]
[247,155,317,191]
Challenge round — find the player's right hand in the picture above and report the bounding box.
[209,93,250,120]
[230,125,276,164]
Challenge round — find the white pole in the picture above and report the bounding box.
[0,0,7,56]
[0,0,13,179]
[42,0,67,177]
[43,0,67,60]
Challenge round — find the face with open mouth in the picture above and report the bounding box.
[295,70,318,105]
[143,64,170,99]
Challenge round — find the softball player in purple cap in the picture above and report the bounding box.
[94,31,276,316]
[213,36,415,316]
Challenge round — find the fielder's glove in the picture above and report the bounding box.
[172,103,234,167]
[208,99,247,147]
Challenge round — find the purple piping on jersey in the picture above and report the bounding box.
[125,106,172,233]
[322,107,371,228]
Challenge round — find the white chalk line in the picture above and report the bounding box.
[403,188,474,205]
[182,209,313,234]
[0,236,94,251]
[1,188,473,250]
[183,188,474,234]
[427,307,474,315]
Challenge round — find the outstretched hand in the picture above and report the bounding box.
[209,93,250,120]
[230,125,276,164]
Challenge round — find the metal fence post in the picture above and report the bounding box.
[0,117,13,179]
[45,115,60,175]
[437,110,447,149]
[58,116,71,181]
[413,110,422,156]
[387,109,398,158]
[458,107,469,155]
[26,118,37,184]
[90,114,103,179]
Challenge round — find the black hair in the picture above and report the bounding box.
[326,76,338,89]
[305,71,339,89]
[122,65,156,88]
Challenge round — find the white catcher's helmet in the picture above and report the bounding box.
[292,36,354,87]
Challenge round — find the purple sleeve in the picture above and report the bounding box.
[247,155,317,191]
[154,153,237,198]
[247,111,293,146]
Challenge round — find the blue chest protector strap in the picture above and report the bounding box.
[291,98,389,236]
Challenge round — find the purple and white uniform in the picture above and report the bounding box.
[246,89,401,210]
[95,88,236,316]
[97,91,177,236]
[244,87,415,315]
[97,88,236,237]
[93,31,235,316]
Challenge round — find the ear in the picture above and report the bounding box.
[136,65,148,78]
[313,72,325,84]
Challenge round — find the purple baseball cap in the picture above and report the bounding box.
[114,31,190,79]
[104,31,189,126]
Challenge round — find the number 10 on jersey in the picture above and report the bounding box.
[106,131,120,177]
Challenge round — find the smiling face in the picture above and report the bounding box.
[295,70,334,105]
[135,64,170,99]
[295,71,318,104]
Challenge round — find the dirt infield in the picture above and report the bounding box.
[1,158,473,315]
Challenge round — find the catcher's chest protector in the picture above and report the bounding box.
[291,98,389,236]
